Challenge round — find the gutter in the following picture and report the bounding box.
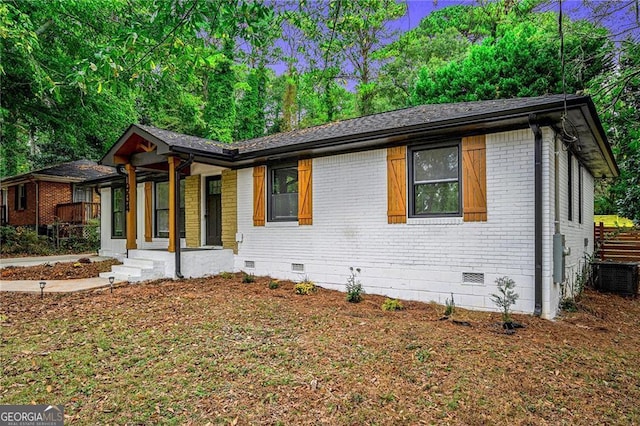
[529,114,543,317]
[174,154,194,279]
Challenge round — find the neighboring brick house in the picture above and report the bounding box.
[0,160,116,232]
[95,95,618,319]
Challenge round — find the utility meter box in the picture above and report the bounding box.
[553,233,566,283]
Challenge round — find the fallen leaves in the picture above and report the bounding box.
[0,275,639,425]
[0,259,120,280]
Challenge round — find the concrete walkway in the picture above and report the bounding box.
[0,254,122,293]
[0,277,115,293]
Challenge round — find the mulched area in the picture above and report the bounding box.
[1,273,638,424]
[0,259,121,280]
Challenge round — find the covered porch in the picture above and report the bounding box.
[98,124,239,279]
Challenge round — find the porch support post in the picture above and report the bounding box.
[168,156,178,253]
[125,163,137,250]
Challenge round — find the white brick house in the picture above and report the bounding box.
[95,95,617,319]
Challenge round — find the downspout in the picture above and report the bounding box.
[174,154,194,279]
[116,165,128,258]
[529,114,543,317]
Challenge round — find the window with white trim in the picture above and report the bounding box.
[268,164,298,221]
[409,143,461,217]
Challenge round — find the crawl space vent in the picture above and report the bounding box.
[463,272,484,284]
[291,263,305,272]
[244,260,255,269]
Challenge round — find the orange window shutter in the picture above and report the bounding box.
[253,166,266,226]
[144,182,153,242]
[298,159,313,225]
[462,135,487,222]
[387,146,407,224]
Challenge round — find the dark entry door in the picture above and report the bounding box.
[206,176,222,246]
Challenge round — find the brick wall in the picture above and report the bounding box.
[6,182,37,226]
[233,128,587,319]
[184,175,201,248]
[221,170,238,253]
[39,181,73,225]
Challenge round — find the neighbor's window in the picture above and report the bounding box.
[15,184,27,210]
[268,164,298,221]
[409,143,461,216]
[73,185,94,203]
[111,186,126,238]
[155,180,185,238]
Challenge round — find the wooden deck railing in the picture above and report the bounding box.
[55,202,100,224]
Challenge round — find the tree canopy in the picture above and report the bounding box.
[1,0,638,220]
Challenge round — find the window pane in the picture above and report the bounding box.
[180,179,185,208]
[414,146,458,182]
[208,179,221,195]
[156,209,169,237]
[273,167,298,194]
[272,193,298,219]
[414,182,459,215]
[156,182,168,209]
[113,213,124,237]
[113,188,124,212]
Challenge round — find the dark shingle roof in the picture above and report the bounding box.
[136,124,231,154]
[2,160,115,184]
[231,94,577,154]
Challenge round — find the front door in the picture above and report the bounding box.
[205,176,222,246]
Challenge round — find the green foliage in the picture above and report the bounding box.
[412,12,612,105]
[268,280,280,290]
[491,277,519,323]
[345,267,364,303]
[219,271,233,279]
[0,226,51,256]
[294,279,316,295]
[444,293,455,317]
[381,298,404,311]
[242,272,255,284]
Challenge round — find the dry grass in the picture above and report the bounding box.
[1,274,639,425]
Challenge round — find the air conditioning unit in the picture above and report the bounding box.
[592,261,639,296]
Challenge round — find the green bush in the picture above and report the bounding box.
[381,298,404,311]
[0,226,52,256]
[242,272,255,283]
[219,271,233,279]
[268,280,280,289]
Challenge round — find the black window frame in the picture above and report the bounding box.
[578,163,583,224]
[267,163,299,222]
[154,179,186,238]
[111,185,126,239]
[567,150,573,221]
[15,184,27,210]
[408,141,462,218]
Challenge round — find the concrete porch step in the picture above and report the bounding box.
[101,258,165,283]
[122,258,156,269]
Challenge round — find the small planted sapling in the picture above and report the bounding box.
[345,267,364,303]
[491,276,519,330]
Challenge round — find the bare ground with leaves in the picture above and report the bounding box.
[0,260,120,281]
[1,275,639,425]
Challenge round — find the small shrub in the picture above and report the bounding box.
[345,267,364,303]
[381,298,404,311]
[444,293,455,317]
[242,273,255,283]
[268,280,279,289]
[295,278,316,295]
[491,276,519,324]
[219,271,233,279]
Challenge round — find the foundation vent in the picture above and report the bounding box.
[463,272,484,284]
[244,260,255,269]
[291,263,305,272]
